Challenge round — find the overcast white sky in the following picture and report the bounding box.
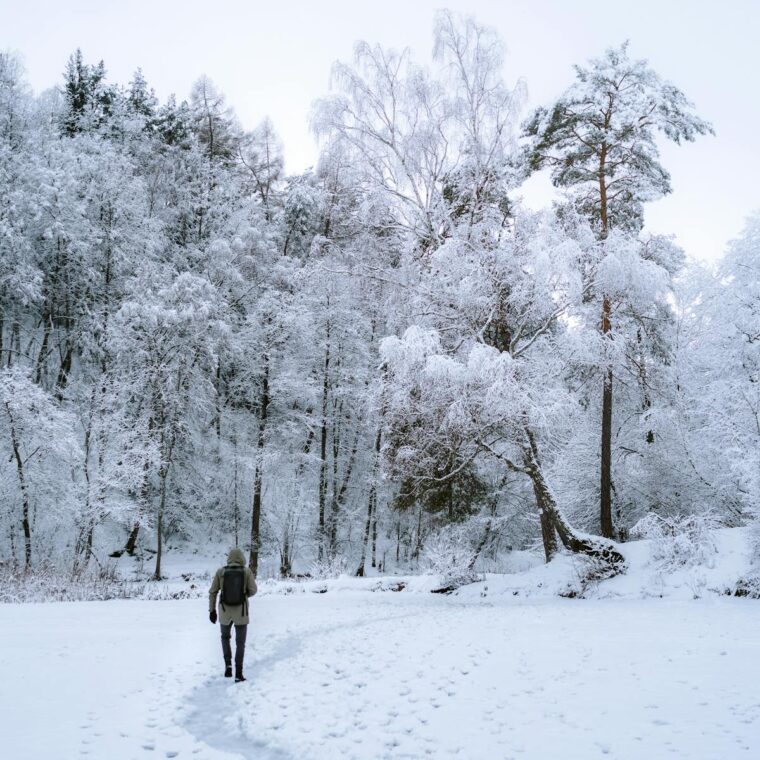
[2,0,758,261]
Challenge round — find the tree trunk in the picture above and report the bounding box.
[522,428,624,569]
[153,413,175,580]
[249,356,270,578]
[8,320,20,367]
[317,334,330,560]
[280,427,316,577]
[328,408,341,557]
[637,328,655,444]
[74,414,94,573]
[412,507,424,562]
[153,469,167,580]
[55,344,73,401]
[233,438,240,546]
[600,358,614,539]
[124,521,140,555]
[538,507,558,563]
[124,456,151,556]
[214,358,222,438]
[357,425,382,576]
[371,512,378,569]
[35,315,51,386]
[330,423,359,558]
[467,515,495,571]
[280,526,292,578]
[355,490,374,577]
[5,403,32,569]
[598,143,615,539]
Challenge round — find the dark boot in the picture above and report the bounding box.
[224,664,232,678]
[235,669,246,683]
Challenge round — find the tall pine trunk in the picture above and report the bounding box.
[598,149,615,539]
[249,355,269,578]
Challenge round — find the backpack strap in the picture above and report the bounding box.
[220,566,228,612]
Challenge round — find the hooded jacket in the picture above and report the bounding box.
[208,548,258,626]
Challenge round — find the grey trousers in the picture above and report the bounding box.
[220,623,247,672]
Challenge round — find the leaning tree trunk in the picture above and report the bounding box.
[523,428,624,570]
[467,515,496,571]
[124,521,140,556]
[124,456,151,556]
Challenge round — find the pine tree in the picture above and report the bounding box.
[524,42,712,538]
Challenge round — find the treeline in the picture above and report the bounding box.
[0,13,756,580]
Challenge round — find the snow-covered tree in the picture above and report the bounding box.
[0,369,81,567]
[524,42,712,538]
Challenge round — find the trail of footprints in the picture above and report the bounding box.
[235,611,513,759]
[76,676,193,759]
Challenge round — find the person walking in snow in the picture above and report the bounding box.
[208,548,257,682]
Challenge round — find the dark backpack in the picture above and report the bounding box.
[221,566,246,606]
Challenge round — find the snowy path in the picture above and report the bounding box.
[2,593,759,759]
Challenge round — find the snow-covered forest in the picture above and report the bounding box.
[4,6,760,759]
[1,11,759,588]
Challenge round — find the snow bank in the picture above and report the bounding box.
[4,527,756,606]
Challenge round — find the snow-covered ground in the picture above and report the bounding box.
[2,588,759,759]
[2,529,758,759]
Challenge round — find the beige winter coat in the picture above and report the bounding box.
[208,548,257,625]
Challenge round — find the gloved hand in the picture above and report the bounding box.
[209,610,217,624]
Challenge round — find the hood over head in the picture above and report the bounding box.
[227,547,246,566]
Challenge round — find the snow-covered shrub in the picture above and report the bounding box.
[0,562,144,603]
[631,512,719,570]
[748,510,760,565]
[731,511,760,598]
[308,555,350,580]
[421,525,479,588]
[731,576,760,598]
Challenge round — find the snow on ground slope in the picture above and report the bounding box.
[2,591,759,760]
